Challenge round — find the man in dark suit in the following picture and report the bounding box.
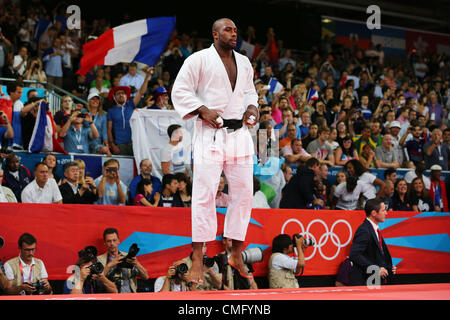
[59,161,98,204]
[349,198,397,286]
[280,157,321,209]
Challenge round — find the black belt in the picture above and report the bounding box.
[222,119,243,130]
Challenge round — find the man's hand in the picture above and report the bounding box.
[379,267,389,279]
[21,283,37,294]
[110,144,120,155]
[392,266,397,275]
[198,106,222,129]
[166,265,176,279]
[243,105,259,128]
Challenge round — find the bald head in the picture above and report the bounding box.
[212,18,234,33]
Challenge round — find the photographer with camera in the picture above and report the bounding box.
[268,233,311,288]
[215,237,259,290]
[97,228,148,293]
[0,236,10,294]
[3,233,52,295]
[154,260,199,292]
[180,243,222,291]
[64,245,118,294]
[94,159,127,205]
[58,108,99,154]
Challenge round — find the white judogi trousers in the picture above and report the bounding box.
[191,124,254,242]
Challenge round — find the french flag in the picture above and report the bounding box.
[77,16,176,76]
[269,78,283,94]
[235,39,261,59]
[307,88,319,102]
[28,101,67,154]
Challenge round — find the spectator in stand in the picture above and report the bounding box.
[2,153,32,202]
[89,78,110,100]
[0,110,13,149]
[42,37,67,89]
[424,128,448,170]
[158,174,184,207]
[59,161,98,204]
[215,174,229,208]
[38,26,58,57]
[281,138,313,169]
[142,94,156,109]
[161,124,188,176]
[383,168,397,185]
[54,95,74,135]
[175,172,192,207]
[335,135,359,166]
[128,159,162,203]
[119,63,144,98]
[375,134,400,169]
[90,67,111,90]
[94,158,127,205]
[12,46,27,76]
[329,170,346,202]
[0,29,12,78]
[391,178,412,211]
[162,44,185,81]
[358,94,372,120]
[377,179,394,211]
[429,164,448,212]
[409,177,434,212]
[427,92,446,127]
[43,153,61,184]
[345,159,384,199]
[331,176,375,210]
[401,123,425,166]
[252,175,270,209]
[301,123,318,150]
[0,169,17,202]
[359,143,378,169]
[86,92,111,156]
[354,125,376,156]
[73,159,87,186]
[107,68,153,156]
[298,111,311,137]
[133,178,160,207]
[404,160,431,189]
[306,126,335,167]
[279,123,297,150]
[58,109,99,154]
[70,74,89,99]
[150,86,171,110]
[23,57,46,88]
[21,162,62,204]
[280,157,321,209]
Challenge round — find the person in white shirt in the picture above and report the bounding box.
[3,233,52,295]
[21,162,62,204]
[13,46,27,76]
[331,176,375,210]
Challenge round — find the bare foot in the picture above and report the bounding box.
[228,254,253,279]
[190,252,204,284]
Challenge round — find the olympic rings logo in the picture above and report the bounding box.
[281,219,353,261]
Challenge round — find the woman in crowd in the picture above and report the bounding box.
[359,143,378,169]
[175,172,192,207]
[409,177,434,212]
[329,170,347,203]
[391,178,412,211]
[334,135,358,166]
[311,101,326,124]
[86,92,111,156]
[43,153,61,184]
[344,159,384,198]
[73,158,86,186]
[134,178,160,207]
[331,176,374,210]
[326,127,339,152]
[335,121,350,146]
[24,58,46,88]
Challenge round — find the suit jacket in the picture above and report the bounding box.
[280,167,315,209]
[59,182,98,204]
[349,219,393,286]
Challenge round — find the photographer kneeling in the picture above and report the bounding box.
[268,234,310,288]
[64,246,117,294]
[154,260,198,292]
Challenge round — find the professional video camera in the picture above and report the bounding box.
[292,234,315,247]
[78,245,104,275]
[118,243,140,269]
[171,262,189,279]
[24,280,46,295]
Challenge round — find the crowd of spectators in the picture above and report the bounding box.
[0,0,449,212]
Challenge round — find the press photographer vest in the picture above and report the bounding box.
[182,256,219,291]
[268,253,298,288]
[6,257,44,286]
[97,252,137,293]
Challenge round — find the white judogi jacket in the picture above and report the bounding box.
[171,44,258,162]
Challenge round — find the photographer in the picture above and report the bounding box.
[215,237,258,290]
[3,233,52,295]
[98,228,148,293]
[154,260,199,292]
[58,109,99,154]
[0,236,10,294]
[180,243,222,291]
[268,233,309,288]
[64,246,118,294]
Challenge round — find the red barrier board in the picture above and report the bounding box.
[0,203,449,280]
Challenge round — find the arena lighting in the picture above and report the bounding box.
[322,18,332,23]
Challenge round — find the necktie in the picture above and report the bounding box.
[377,229,384,253]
